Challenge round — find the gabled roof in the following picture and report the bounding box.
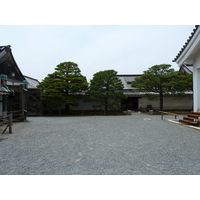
[24,75,39,88]
[179,64,193,75]
[117,74,141,90]
[0,45,26,84]
[173,25,200,63]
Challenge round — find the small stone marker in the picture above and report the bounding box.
[123,110,132,115]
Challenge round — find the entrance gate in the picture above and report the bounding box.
[122,97,139,111]
[27,88,42,116]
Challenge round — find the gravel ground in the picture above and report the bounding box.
[0,113,200,175]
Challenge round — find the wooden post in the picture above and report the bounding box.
[9,112,13,134]
[161,111,163,120]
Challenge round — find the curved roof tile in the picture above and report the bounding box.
[173,25,199,62]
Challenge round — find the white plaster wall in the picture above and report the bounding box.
[139,95,193,111]
[139,97,160,110]
[193,50,200,111]
[70,95,193,111]
[70,96,99,110]
[163,95,193,110]
[194,49,200,68]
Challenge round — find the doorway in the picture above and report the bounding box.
[122,97,139,111]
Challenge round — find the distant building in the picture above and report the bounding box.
[71,74,193,112]
[24,75,42,116]
[117,74,142,110]
[117,74,193,111]
[24,75,40,88]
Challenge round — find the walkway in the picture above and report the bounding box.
[0,113,200,174]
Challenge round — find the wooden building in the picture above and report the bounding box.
[24,75,42,116]
[0,45,28,120]
[0,74,11,115]
[0,45,42,118]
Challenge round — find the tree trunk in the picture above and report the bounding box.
[104,102,108,115]
[159,91,163,111]
[104,96,108,115]
[59,107,62,116]
[65,104,70,114]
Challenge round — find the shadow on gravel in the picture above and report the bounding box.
[0,138,8,142]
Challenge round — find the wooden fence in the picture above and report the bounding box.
[0,112,13,134]
[0,110,27,134]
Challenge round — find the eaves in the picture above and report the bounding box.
[173,25,200,66]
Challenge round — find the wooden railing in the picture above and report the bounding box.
[0,112,13,134]
[0,110,27,134]
[159,111,177,120]
[11,110,27,122]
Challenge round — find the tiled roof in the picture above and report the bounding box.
[0,45,25,82]
[0,84,11,94]
[117,74,141,90]
[173,25,199,62]
[179,64,193,75]
[0,45,10,62]
[24,75,39,88]
[117,74,193,96]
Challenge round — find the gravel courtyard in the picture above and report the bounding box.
[1,113,200,175]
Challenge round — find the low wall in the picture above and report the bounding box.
[44,94,193,114]
[139,94,193,111]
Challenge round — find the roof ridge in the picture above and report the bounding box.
[0,45,11,50]
[117,74,141,76]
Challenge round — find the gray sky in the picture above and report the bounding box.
[0,25,195,82]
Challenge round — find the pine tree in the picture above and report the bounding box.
[89,70,126,115]
[38,62,88,114]
[131,64,193,111]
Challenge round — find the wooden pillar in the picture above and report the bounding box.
[19,84,27,120]
[9,112,13,134]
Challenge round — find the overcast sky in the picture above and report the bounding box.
[0,25,195,82]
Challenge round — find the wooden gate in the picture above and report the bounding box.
[27,88,42,116]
